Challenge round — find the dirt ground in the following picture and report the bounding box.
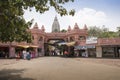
[0,57,120,80]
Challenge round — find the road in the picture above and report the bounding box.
[0,57,120,80]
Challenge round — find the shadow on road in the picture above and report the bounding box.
[0,69,34,80]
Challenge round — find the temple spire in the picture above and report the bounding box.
[84,24,88,30]
[52,16,60,32]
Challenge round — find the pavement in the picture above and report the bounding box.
[0,57,120,80]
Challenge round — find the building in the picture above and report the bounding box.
[29,16,87,56]
[0,16,120,58]
[97,38,120,58]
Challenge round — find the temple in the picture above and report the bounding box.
[52,16,60,32]
[0,16,120,58]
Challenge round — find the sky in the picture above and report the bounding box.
[23,0,120,32]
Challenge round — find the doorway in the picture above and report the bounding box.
[44,39,65,56]
[0,47,9,58]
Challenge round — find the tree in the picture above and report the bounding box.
[61,29,67,32]
[88,26,118,38]
[117,27,120,37]
[0,0,75,43]
[88,26,102,37]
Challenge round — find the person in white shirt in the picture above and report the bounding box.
[23,49,27,59]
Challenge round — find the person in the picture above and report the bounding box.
[18,51,22,59]
[118,49,120,57]
[5,52,8,59]
[60,50,62,55]
[26,51,31,60]
[16,53,20,61]
[32,50,35,58]
[23,49,27,59]
[82,52,85,57]
[64,51,69,57]
[74,50,79,57]
[85,51,88,57]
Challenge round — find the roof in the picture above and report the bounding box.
[98,38,120,45]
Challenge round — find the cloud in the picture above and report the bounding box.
[68,8,108,28]
[24,7,118,32]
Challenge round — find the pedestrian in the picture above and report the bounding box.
[26,51,31,60]
[16,53,20,61]
[23,49,27,59]
[64,51,69,57]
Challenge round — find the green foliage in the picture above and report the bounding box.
[88,26,102,37]
[0,0,32,43]
[117,27,120,37]
[61,29,67,32]
[0,0,75,43]
[99,31,118,38]
[49,0,75,16]
[88,26,119,38]
[0,0,75,16]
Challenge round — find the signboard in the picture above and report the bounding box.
[86,37,97,44]
[74,45,95,50]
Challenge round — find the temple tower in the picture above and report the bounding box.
[52,16,60,32]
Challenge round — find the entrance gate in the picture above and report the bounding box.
[44,39,66,56]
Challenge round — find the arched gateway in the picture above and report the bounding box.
[29,16,88,56]
[1,16,120,58]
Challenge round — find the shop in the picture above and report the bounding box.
[15,45,39,58]
[102,45,120,58]
[87,45,96,57]
[86,37,97,57]
[0,46,9,58]
[74,46,87,57]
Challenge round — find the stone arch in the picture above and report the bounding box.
[44,38,65,56]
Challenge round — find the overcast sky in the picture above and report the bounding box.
[23,0,120,32]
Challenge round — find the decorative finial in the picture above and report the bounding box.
[84,24,88,30]
[33,22,38,29]
[68,25,71,31]
[74,23,79,29]
[41,25,45,32]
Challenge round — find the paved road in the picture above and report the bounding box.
[0,57,120,80]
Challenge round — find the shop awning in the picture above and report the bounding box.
[58,42,66,46]
[17,45,29,48]
[58,41,76,46]
[66,42,76,46]
[17,45,38,48]
[29,45,38,48]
